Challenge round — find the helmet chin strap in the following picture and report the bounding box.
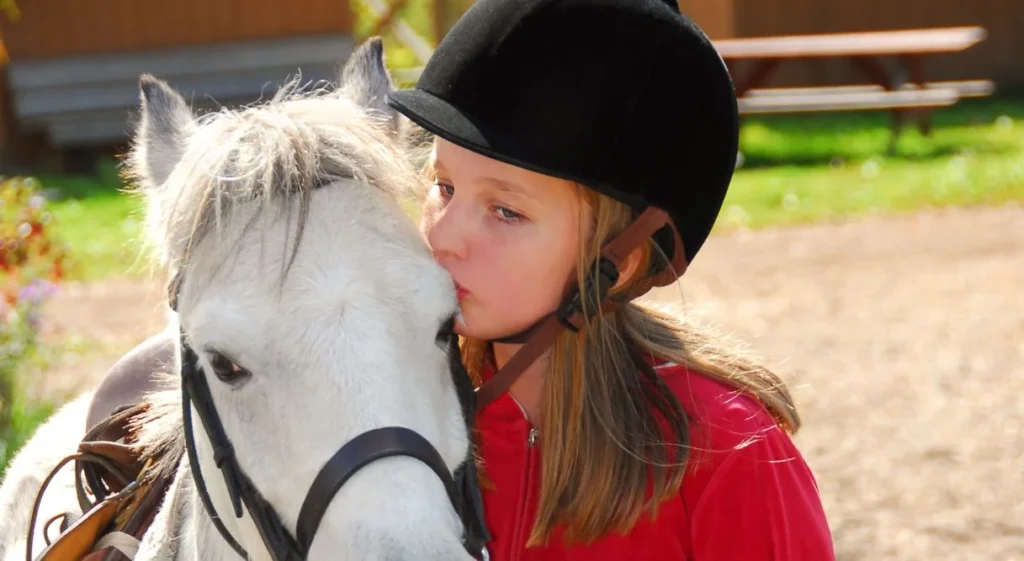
[475,206,687,409]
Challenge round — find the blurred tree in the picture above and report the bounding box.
[0,0,19,63]
[0,0,19,22]
[433,0,473,44]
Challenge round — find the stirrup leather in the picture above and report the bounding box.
[25,403,176,561]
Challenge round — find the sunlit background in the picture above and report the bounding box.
[0,1,1021,559]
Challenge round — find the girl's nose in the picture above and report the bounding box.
[425,204,469,262]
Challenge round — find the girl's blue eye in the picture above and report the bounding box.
[435,180,454,199]
[494,206,523,223]
[433,179,523,224]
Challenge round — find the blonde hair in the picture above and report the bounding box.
[458,182,800,546]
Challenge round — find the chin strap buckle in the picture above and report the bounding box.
[556,257,619,332]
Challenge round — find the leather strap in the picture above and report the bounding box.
[295,426,461,553]
[445,330,492,555]
[180,346,257,561]
[76,403,151,512]
[475,300,618,409]
[598,207,669,269]
[482,317,572,408]
[174,295,491,561]
[614,208,688,294]
[28,402,174,561]
[29,487,127,561]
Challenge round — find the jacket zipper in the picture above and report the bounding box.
[508,393,539,561]
[511,428,539,561]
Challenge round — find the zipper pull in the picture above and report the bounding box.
[527,427,539,446]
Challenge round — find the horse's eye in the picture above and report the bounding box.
[208,351,251,385]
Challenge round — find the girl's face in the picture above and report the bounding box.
[420,138,590,340]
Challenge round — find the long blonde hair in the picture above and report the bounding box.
[459,183,800,546]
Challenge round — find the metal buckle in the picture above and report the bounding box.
[556,257,619,332]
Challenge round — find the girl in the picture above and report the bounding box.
[384,0,836,558]
[95,0,836,558]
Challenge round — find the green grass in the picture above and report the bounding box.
[717,95,1024,230]
[0,390,56,475]
[738,97,1023,166]
[0,340,66,476]
[28,95,1024,281]
[36,160,148,281]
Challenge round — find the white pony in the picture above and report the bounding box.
[0,38,481,561]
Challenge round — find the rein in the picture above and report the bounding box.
[170,274,490,561]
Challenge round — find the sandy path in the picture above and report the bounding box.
[644,203,1024,560]
[35,203,1024,559]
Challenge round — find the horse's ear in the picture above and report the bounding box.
[134,74,195,188]
[339,37,399,131]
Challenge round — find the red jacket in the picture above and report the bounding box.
[475,359,835,561]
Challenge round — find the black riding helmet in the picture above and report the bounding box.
[387,0,738,268]
[386,0,739,407]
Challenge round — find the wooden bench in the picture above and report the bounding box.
[716,27,993,144]
[744,79,996,100]
[739,88,960,115]
[738,79,996,143]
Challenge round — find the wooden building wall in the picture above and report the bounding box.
[0,0,355,169]
[728,0,1024,88]
[0,0,354,60]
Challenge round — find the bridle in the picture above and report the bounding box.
[168,273,491,561]
[162,179,682,561]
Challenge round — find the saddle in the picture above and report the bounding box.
[26,403,176,561]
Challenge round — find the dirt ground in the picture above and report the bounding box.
[33,276,169,401]
[35,203,1024,560]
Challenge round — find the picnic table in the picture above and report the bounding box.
[714,26,993,137]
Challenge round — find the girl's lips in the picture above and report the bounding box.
[455,282,470,301]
